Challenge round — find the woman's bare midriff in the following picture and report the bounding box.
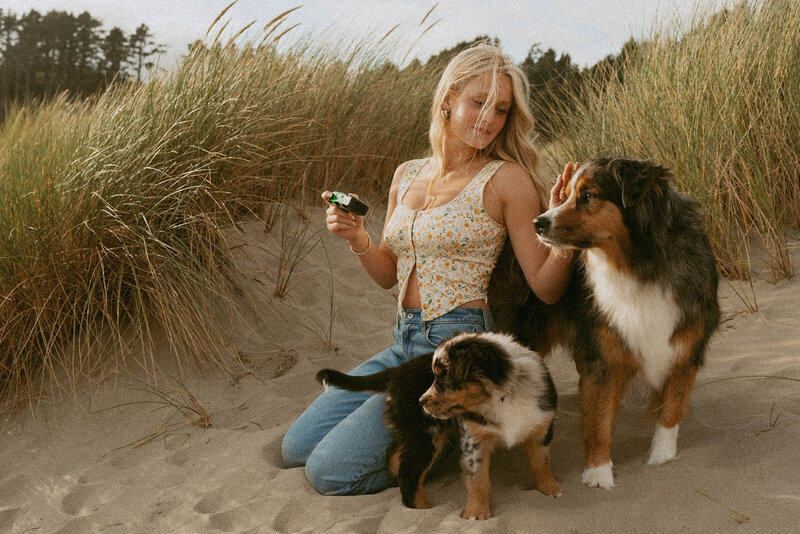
[400,269,489,310]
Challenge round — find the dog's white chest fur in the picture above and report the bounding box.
[484,359,551,447]
[585,250,680,388]
[488,394,545,447]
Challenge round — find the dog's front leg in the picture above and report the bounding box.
[578,367,632,490]
[460,423,494,520]
[523,417,562,497]
[646,359,699,465]
[578,329,637,490]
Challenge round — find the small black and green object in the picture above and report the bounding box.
[327,192,369,216]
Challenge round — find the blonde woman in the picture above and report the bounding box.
[282,43,576,496]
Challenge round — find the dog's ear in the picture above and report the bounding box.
[610,158,672,233]
[448,338,510,386]
[610,158,670,208]
[446,343,475,386]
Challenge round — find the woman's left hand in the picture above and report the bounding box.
[549,161,579,210]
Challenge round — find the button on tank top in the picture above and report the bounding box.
[383,158,508,320]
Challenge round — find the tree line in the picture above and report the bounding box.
[0,9,164,104]
[0,9,635,141]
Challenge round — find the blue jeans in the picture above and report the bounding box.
[282,307,494,496]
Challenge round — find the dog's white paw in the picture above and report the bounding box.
[581,462,614,489]
[646,424,679,465]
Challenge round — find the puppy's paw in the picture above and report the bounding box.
[646,424,679,465]
[581,462,614,490]
[461,507,493,520]
[536,477,563,497]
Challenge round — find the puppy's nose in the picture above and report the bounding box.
[534,216,551,235]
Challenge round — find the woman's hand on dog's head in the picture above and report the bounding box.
[549,162,579,210]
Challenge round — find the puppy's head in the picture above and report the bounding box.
[533,157,672,251]
[419,332,511,420]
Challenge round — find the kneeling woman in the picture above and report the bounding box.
[282,43,575,496]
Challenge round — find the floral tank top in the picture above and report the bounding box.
[383,158,508,320]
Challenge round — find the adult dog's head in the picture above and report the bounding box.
[533,157,673,252]
[419,332,512,420]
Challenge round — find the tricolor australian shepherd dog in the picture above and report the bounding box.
[490,157,720,490]
[316,331,561,519]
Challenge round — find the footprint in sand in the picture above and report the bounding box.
[61,484,100,516]
[271,349,297,379]
[194,490,242,532]
[194,492,226,515]
[165,448,190,467]
[269,498,335,533]
[0,507,22,531]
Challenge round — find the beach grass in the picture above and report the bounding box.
[1,0,799,410]
[541,0,800,281]
[0,17,437,410]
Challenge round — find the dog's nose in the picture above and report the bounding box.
[534,216,551,235]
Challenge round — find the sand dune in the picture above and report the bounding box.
[2,212,799,533]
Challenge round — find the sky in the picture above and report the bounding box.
[2,0,734,70]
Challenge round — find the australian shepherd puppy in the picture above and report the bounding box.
[316,331,561,519]
[490,157,720,490]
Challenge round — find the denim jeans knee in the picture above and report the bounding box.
[303,394,392,495]
[281,424,308,469]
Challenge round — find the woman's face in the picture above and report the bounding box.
[444,73,513,150]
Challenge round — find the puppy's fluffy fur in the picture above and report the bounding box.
[489,157,720,490]
[316,331,560,519]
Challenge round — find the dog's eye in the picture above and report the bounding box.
[581,191,594,203]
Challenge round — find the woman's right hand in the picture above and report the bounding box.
[322,191,367,247]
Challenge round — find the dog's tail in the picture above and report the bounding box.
[315,368,390,393]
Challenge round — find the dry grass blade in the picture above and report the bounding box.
[272,23,301,44]
[206,0,240,37]
[227,20,257,48]
[419,3,439,26]
[695,490,751,523]
[262,5,303,32]
[95,376,211,449]
[649,374,800,413]
[379,23,401,44]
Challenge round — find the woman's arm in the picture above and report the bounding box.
[486,162,577,305]
[321,162,408,289]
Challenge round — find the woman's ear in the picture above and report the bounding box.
[442,89,455,112]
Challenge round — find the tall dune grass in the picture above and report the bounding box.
[0,24,437,410]
[542,0,800,280]
[3,1,798,410]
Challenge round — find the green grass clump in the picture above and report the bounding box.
[0,22,437,409]
[543,0,800,280]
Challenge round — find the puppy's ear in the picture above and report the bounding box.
[446,344,473,386]
[448,339,511,386]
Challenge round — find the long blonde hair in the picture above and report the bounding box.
[428,43,547,210]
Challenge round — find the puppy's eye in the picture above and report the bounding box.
[581,191,594,203]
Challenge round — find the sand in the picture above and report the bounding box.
[2,210,799,533]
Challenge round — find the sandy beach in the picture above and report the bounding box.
[2,211,799,533]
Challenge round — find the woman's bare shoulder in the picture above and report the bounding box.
[492,161,539,198]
